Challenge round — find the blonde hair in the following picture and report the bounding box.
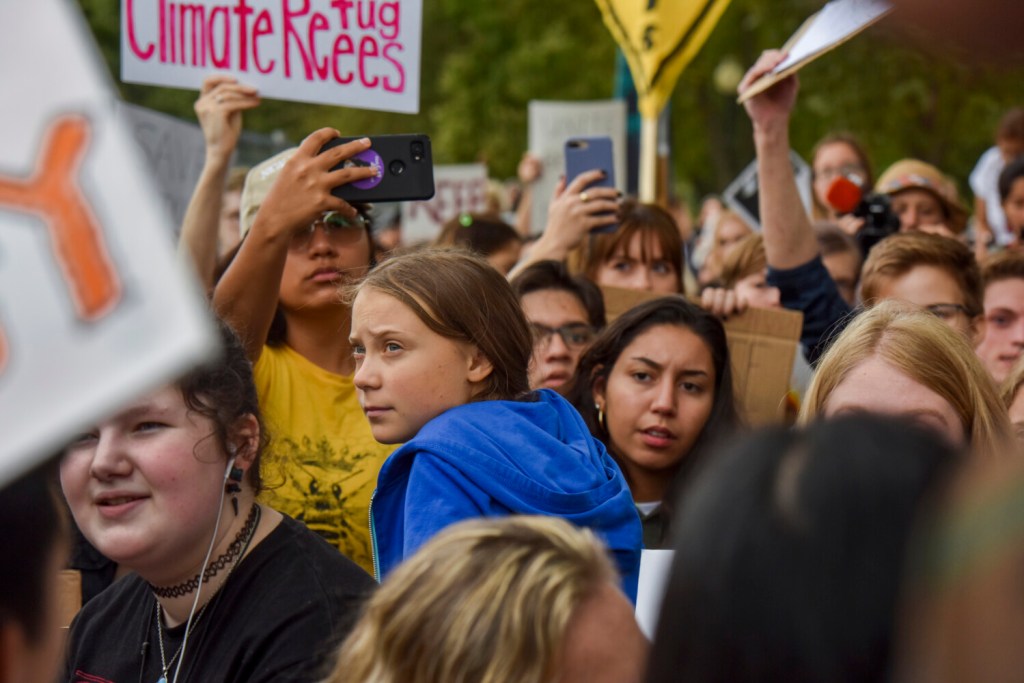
[325,516,618,683]
[799,300,1012,457]
[718,233,766,289]
[1001,354,1024,409]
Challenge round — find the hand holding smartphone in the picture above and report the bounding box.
[319,134,435,203]
[564,137,618,233]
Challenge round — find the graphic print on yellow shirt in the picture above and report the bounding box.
[254,344,394,575]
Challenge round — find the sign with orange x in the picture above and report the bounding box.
[595,0,733,118]
[0,0,216,485]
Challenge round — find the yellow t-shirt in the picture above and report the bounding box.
[255,344,394,575]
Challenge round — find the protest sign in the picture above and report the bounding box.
[738,0,892,103]
[635,549,674,639]
[0,0,217,486]
[594,0,733,200]
[118,102,207,229]
[722,152,812,232]
[400,163,489,245]
[602,287,803,425]
[121,0,422,114]
[527,100,626,237]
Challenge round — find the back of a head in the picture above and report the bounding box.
[718,233,766,289]
[435,213,520,257]
[859,232,982,317]
[646,415,960,683]
[327,516,617,683]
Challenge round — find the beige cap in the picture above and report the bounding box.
[875,159,969,233]
[239,147,297,238]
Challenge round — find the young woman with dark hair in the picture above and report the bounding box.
[60,322,374,683]
[566,297,740,548]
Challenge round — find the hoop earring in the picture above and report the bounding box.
[595,403,606,432]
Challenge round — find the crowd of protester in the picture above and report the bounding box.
[8,37,1024,683]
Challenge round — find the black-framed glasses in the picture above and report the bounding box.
[529,322,595,349]
[925,303,971,322]
[290,211,367,250]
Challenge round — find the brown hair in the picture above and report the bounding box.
[997,107,1024,142]
[860,233,982,316]
[434,213,520,257]
[982,250,1024,291]
[569,199,684,293]
[799,300,1013,458]
[348,248,533,402]
[811,133,875,219]
[718,233,767,289]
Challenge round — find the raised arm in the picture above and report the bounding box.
[738,51,819,270]
[178,75,260,291]
[507,170,619,279]
[212,130,376,361]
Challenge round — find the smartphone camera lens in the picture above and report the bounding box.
[410,141,424,162]
[389,159,406,176]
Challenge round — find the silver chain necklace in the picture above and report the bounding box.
[151,504,262,683]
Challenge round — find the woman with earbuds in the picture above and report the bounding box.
[59,322,374,683]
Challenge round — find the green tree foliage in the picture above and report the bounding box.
[78,0,1024,205]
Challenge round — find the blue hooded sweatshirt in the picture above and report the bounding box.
[370,389,642,602]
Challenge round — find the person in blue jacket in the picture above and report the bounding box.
[348,248,642,601]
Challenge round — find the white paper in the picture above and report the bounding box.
[527,100,627,236]
[400,164,490,245]
[773,0,893,74]
[120,0,422,114]
[635,549,675,640]
[0,0,216,486]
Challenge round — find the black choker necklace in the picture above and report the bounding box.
[149,504,261,599]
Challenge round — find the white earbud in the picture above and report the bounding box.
[224,457,237,481]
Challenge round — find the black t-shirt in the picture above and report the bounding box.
[63,514,375,683]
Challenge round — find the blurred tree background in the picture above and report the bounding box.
[79,0,1024,209]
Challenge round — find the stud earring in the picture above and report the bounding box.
[595,403,606,432]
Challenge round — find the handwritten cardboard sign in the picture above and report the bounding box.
[121,0,422,114]
[400,163,490,245]
[601,287,802,425]
[0,0,216,486]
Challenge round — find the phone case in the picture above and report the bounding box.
[564,137,617,233]
[321,134,435,203]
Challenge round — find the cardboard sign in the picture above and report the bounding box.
[596,0,734,118]
[601,287,803,425]
[527,100,626,238]
[118,102,207,230]
[722,152,812,232]
[121,0,422,114]
[400,163,489,245]
[738,0,892,103]
[0,0,216,486]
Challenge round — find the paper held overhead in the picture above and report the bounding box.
[737,0,893,103]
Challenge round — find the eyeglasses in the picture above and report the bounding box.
[815,163,866,183]
[290,211,367,250]
[529,322,595,349]
[925,303,972,321]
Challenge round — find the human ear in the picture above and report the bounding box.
[466,346,495,385]
[591,365,608,410]
[227,414,260,472]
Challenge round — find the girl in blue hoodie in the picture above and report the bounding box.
[348,249,642,600]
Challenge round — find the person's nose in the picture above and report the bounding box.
[353,352,380,392]
[650,377,677,416]
[90,431,132,482]
[307,224,338,256]
[543,331,572,360]
[630,267,654,291]
[900,206,919,231]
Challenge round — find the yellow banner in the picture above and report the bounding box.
[596,0,733,119]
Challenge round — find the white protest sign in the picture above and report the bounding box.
[527,100,627,235]
[118,102,207,230]
[722,151,812,232]
[121,0,422,114]
[400,163,489,245]
[0,0,217,485]
[635,549,674,639]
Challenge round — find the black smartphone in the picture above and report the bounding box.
[320,134,435,203]
[565,136,617,233]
